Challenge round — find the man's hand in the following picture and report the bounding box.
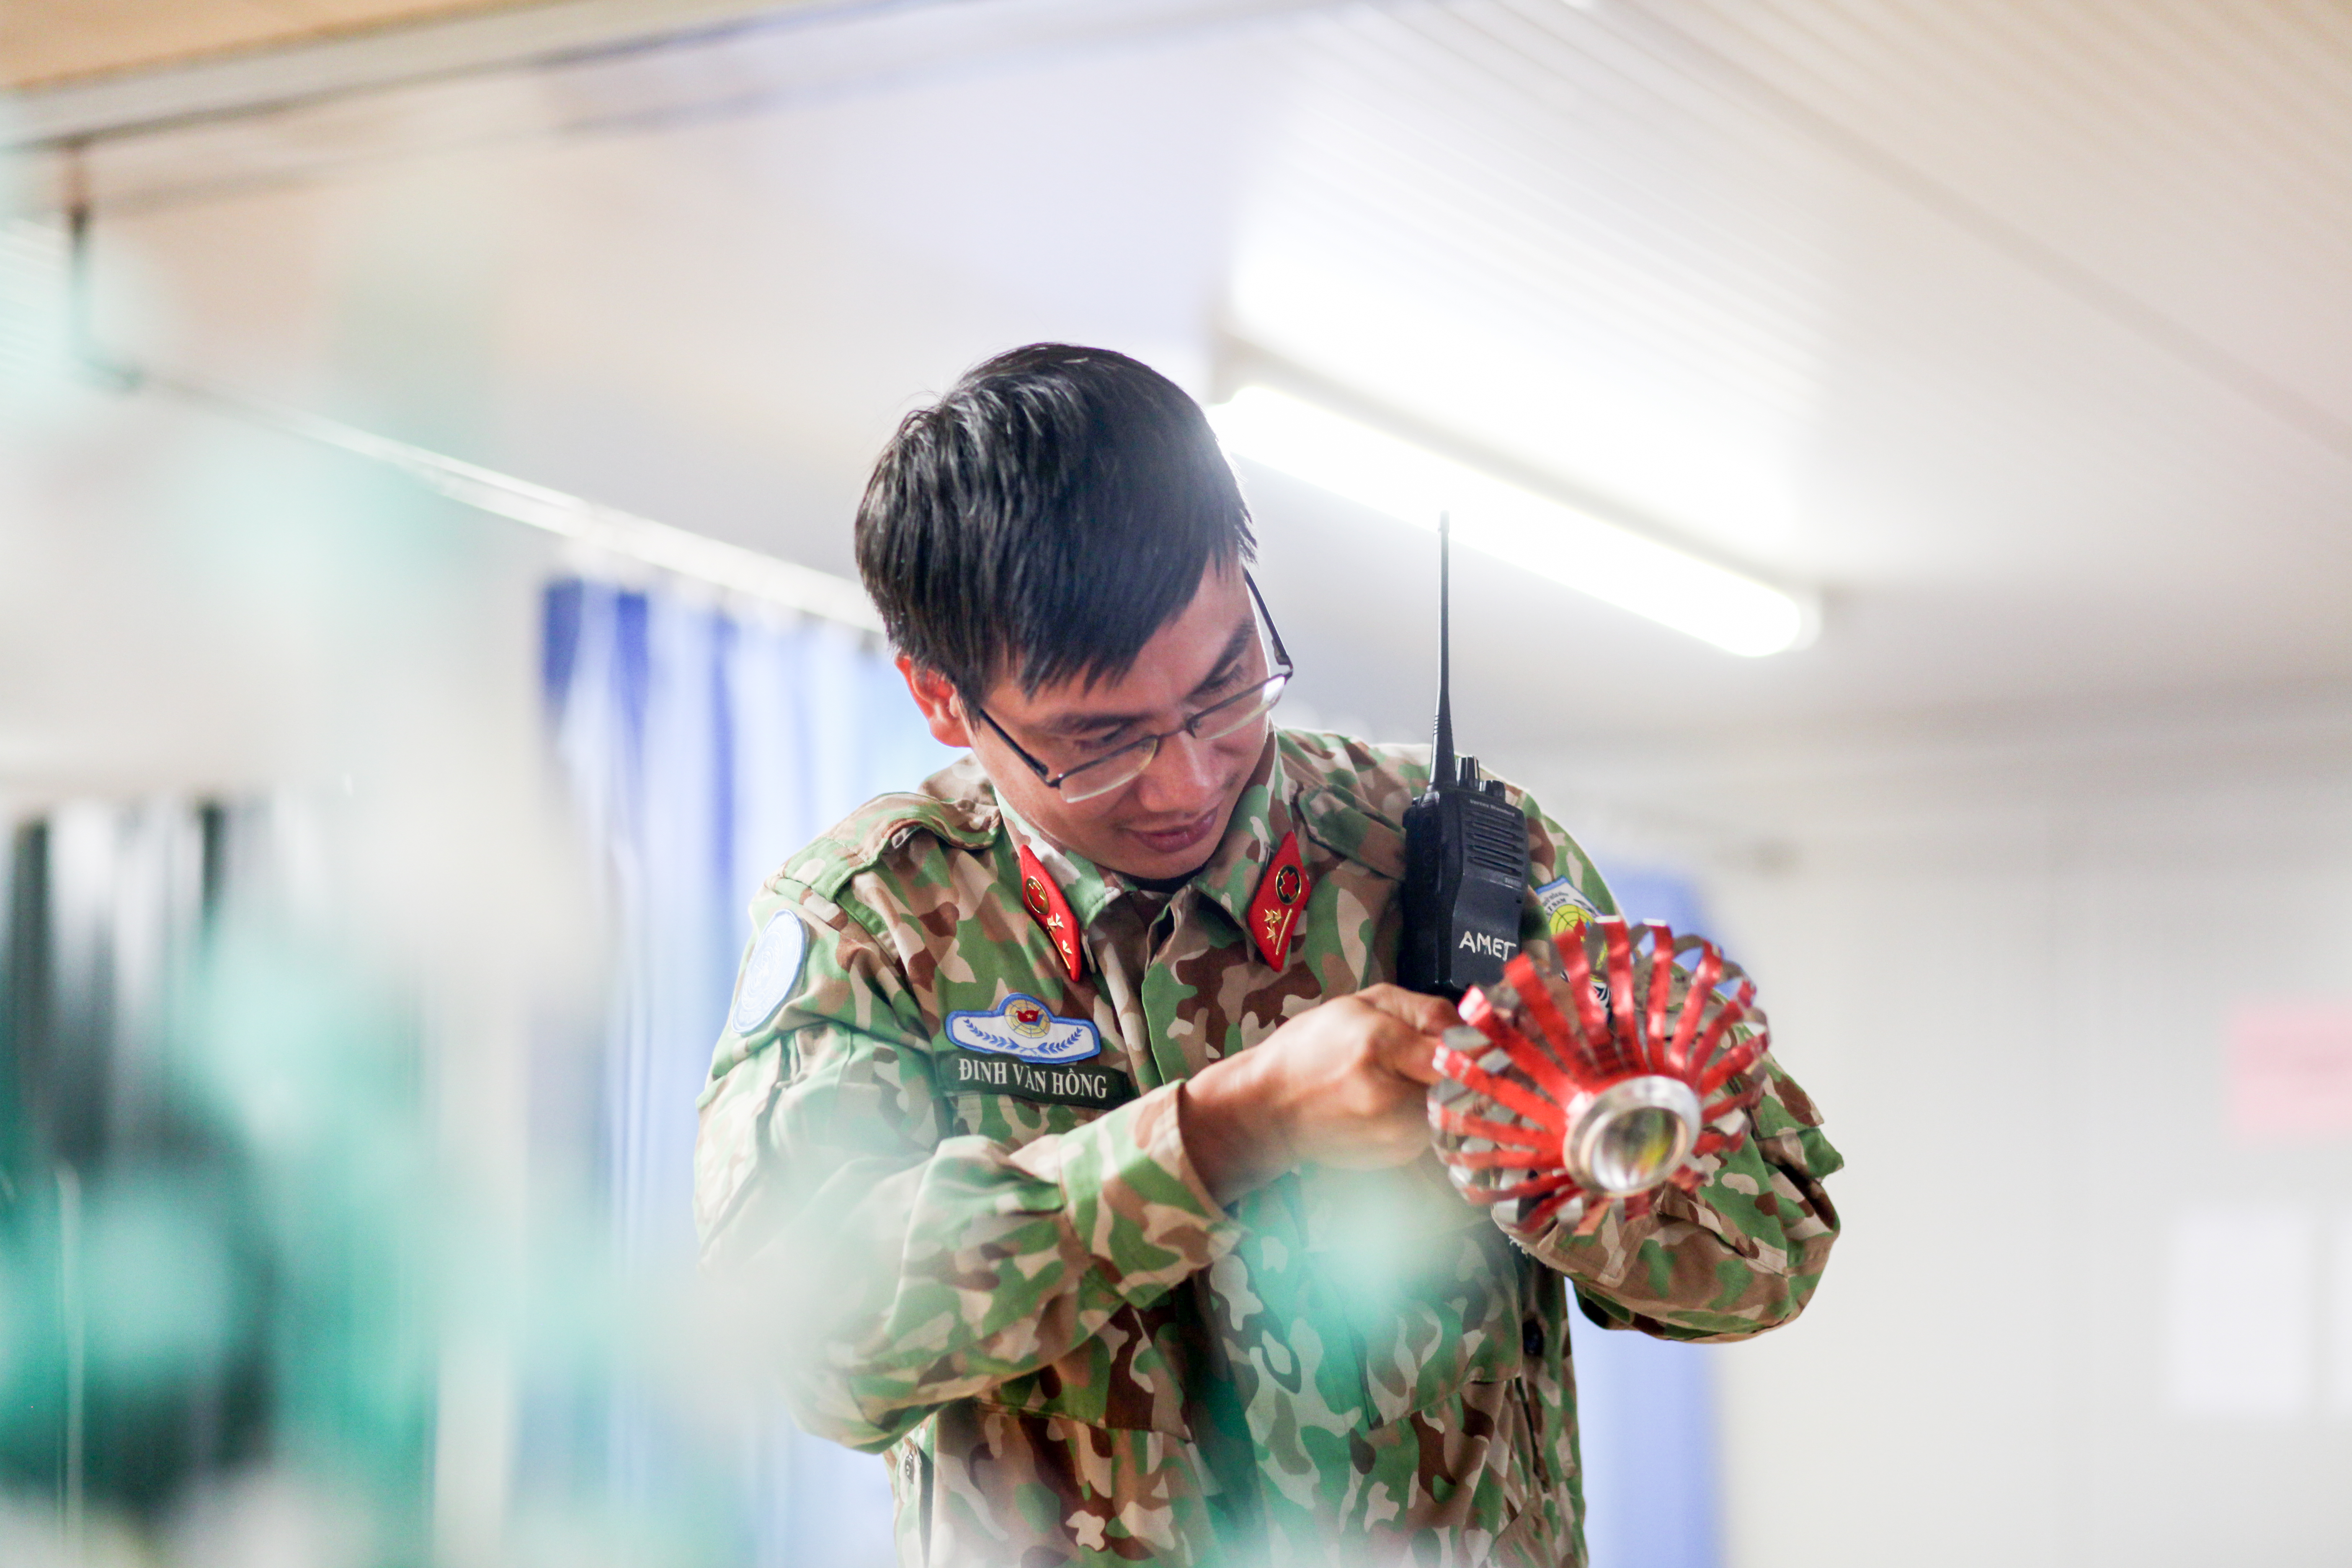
[1178,983,1462,1204]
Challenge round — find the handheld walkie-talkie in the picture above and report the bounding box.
[1399,515,1532,999]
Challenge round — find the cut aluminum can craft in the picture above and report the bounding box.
[1427,916,1770,1236]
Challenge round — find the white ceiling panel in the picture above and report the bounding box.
[16,0,2352,792]
[1222,0,2352,730]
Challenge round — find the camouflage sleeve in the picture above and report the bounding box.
[694,878,1243,1452]
[1509,794,1845,1342]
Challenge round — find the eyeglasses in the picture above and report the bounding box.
[969,575,1294,805]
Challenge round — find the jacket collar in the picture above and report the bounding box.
[993,732,1297,936]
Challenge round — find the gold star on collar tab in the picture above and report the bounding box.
[1017,843,1085,980]
[1246,830,1312,969]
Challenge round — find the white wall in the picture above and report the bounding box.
[1522,704,2352,1568]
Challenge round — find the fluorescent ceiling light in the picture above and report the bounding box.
[1207,384,1813,658]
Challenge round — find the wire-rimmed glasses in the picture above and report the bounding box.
[968,575,1293,805]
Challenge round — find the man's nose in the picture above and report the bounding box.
[1130,726,1220,808]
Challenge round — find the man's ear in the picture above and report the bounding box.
[899,655,973,748]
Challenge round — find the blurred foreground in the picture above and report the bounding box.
[0,571,943,1565]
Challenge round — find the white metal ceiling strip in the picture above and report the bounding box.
[137,366,886,631]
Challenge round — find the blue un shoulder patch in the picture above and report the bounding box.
[731,910,809,1036]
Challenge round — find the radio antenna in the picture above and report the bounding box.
[1433,512,1457,787]
[1400,509,1523,996]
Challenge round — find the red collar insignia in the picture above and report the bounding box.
[1246,830,1313,969]
[1017,844,1084,981]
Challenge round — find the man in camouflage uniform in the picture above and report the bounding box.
[695,345,1841,1566]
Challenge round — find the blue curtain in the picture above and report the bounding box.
[541,578,959,1566]
[1571,868,1725,1568]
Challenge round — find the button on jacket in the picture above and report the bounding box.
[694,729,1842,1567]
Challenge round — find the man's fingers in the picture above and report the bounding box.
[1353,982,1464,1037]
[1366,1012,1443,1086]
[1349,985,1454,1085]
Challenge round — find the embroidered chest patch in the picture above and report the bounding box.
[1534,874,1598,940]
[1533,875,1611,1008]
[945,1052,1136,1111]
[945,993,1102,1065]
[942,993,1128,1109]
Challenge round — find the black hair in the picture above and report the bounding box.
[854,343,1255,698]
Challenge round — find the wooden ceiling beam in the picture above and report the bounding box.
[0,0,861,148]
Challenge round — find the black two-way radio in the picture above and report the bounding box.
[1399,516,1532,999]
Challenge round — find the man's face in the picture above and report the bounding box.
[900,562,1274,881]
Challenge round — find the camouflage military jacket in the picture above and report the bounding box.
[695,729,1841,1567]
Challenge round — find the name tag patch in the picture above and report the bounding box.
[948,1051,1136,1110]
[944,993,1102,1065]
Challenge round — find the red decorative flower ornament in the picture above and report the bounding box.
[1428,916,1772,1238]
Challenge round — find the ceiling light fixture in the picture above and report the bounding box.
[1207,384,1813,658]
